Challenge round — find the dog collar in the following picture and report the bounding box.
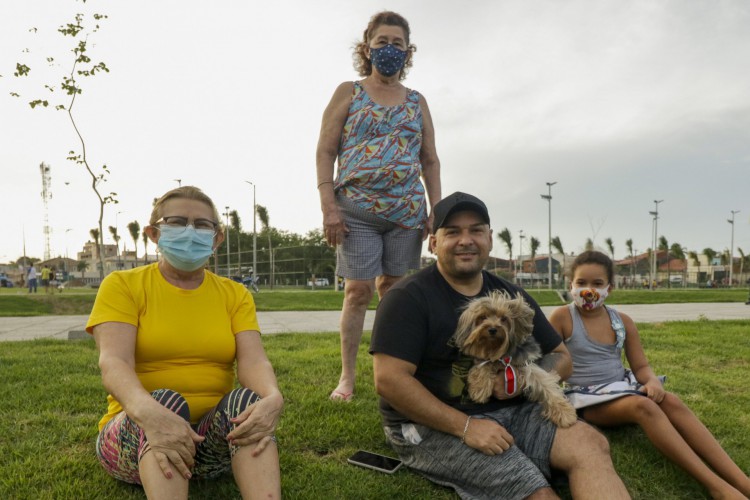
[475,356,516,395]
[498,356,516,395]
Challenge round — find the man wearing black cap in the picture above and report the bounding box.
[370,192,629,499]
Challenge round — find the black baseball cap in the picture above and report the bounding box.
[431,192,490,233]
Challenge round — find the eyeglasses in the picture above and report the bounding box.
[155,216,219,232]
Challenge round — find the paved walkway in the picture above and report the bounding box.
[1,302,748,342]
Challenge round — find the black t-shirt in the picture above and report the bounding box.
[370,265,562,426]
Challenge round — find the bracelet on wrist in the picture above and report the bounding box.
[460,415,472,444]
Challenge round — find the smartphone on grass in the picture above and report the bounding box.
[347,450,403,474]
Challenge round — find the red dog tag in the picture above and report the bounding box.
[500,356,516,395]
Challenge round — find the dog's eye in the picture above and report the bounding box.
[476,315,486,323]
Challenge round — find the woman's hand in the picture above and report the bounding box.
[142,406,205,480]
[640,378,666,403]
[227,392,284,456]
[421,211,435,241]
[322,204,348,246]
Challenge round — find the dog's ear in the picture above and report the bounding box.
[454,300,478,346]
[508,295,535,333]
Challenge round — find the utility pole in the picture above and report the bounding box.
[541,181,557,289]
[40,163,52,261]
[245,181,257,285]
[224,207,231,277]
[518,230,525,285]
[728,210,739,287]
[649,200,663,290]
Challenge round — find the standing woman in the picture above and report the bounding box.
[87,186,282,499]
[316,11,441,401]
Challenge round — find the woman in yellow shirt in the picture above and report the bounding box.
[87,186,282,499]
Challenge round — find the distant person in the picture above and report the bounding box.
[316,10,441,401]
[41,265,52,293]
[371,193,629,499]
[27,265,38,293]
[549,251,750,499]
[86,186,282,499]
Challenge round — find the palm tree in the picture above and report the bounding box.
[142,230,150,265]
[720,249,731,285]
[605,237,615,261]
[625,239,635,288]
[109,225,122,270]
[530,236,540,279]
[89,228,102,278]
[551,236,565,285]
[230,210,241,273]
[670,243,686,287]
[256,205,273,288]
[497,228,513,273]
[127,221,140,266]
[89,228,100,256]
[585,238,594,251]
[658,236,669,287]
[688,250,700,285]
[77,260,89,279]
[703,248,717,285]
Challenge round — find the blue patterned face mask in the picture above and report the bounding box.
[157,225,215,271]
[370,44,407,77]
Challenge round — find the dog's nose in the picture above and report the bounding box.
[488,328,498,336]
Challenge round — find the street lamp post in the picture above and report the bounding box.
[244,181,257,285]
[540,181,557,289]
[518,230,525,285]
[649,200,663,290]
[115,211,123,270]
[224,207,231,278]
[174,179,182,187]
[728,210,740,287]
[64,228,73,279]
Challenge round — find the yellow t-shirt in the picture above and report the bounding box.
[86,263,260,430]
[41,267,51,280]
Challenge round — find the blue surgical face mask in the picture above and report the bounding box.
[157,225,215,272]
[370,44,407,77]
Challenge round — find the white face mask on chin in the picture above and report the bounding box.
[571,287,609,311]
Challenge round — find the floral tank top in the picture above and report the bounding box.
[335,81,426,229]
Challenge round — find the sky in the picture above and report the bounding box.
[2,0,749,266]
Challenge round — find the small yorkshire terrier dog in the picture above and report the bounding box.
[453,291,577,427]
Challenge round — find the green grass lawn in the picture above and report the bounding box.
[1,320,748,499]
[1,286,748,316]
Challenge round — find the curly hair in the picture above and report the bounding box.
[570,251,614,285]
[353,11,416,81]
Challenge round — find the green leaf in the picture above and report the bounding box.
[14,63,31,77]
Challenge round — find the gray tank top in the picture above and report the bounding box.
[565,303,627,386]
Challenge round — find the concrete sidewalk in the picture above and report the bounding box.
[1,302,748,342]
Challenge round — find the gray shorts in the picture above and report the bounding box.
[384,401,556,500]
[336,196,422,280]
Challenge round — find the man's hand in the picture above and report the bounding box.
[463,417,515,455]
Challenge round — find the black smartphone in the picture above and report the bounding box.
[347,450,403,474]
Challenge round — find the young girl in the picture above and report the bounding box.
[549,251,750,500]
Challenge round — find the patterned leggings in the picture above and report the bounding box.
[96,388,262,484]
